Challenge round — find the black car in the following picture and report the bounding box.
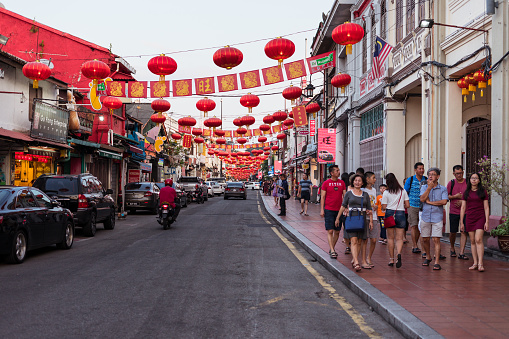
[124,182,160,214]
[32,173,116,237]
[155,182,188,208]
[0,186,74,264]
[224,182,247,200]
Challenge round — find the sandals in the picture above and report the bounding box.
[304,213,309,216]
[469,264,478,270]
[367,262,375,268]
[478,265,485,272]
[412,248,421,254]
[422,259,432,266]
[345,247,351,254]
[329,250,338,259]
[396,254,402,268]
[433,264,441,270]
[299,210,304,214]
[361,264,372,269]
[450,250,457,257]
[458,254,469,260]
[388,258,394,267]
[422,252,427,258]
[353,264,362,271]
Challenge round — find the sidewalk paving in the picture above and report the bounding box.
[261,193,509,339]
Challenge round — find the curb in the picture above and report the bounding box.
[259,196,442,339]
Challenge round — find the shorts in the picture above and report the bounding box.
[420,221,443,238]
[407,206,420,226]
[367,219,379,239]
[300,190,310,201]
[324,209,341,231]
[449,213,463,233]
[384,209,407,229]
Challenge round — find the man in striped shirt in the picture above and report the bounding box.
[298,173,313,216]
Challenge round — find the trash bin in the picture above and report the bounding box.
[311,186,318,203]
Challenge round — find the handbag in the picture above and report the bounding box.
[384,191,403,228]
[345,194,366,233]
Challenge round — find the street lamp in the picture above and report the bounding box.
[304,83,315,98]
[419,19,488,33]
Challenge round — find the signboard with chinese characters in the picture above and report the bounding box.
[317,128,336,164]
[309,120,316,136]
[292,106,307,127]
[31,101,69,143]
[128,169,141,183]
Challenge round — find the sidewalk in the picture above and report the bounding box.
[261,193,509,339]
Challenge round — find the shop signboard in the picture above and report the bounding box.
[317,128,336,164]
[274,160,282,174]
[309,120,316,136]
[128,169,141,183]
[31,101,69,143]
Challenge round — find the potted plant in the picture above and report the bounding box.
[477,157,509,252]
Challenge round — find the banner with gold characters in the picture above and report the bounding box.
[195,77,215,95]
[106,81,126,97]
[284,60,307,80]
[128,82,147,98]
[173,79,193,96]
[217,74,238,92]
[182,134,193,148]
[178,125,192,134]
[150,81,170,98]
[239,70,261,89]
[292,105,308,127]
[261,66,284,85]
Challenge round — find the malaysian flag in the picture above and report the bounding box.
[371,36,393,79]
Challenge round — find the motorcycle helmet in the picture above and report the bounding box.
[195,184,199,189]
[165,178,173,186]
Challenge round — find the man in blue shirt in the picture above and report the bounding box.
[404,162,426,254]
[420,167,449,270]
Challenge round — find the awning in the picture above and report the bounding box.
[113,133,138,145]
[68,137,100,148]
[0,128,32,142]
[128,145,143,154]
[31,137,72,149]
[98,150,122,160]
[140,162,152,172]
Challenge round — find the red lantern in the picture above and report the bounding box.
[81,59,110,87]
[259,124,271,134]
[236,127,247,135]
[306,102,321,115]
[213,46,243,70]
[473,70,487,97]
[240,93,260,113]
[264,151,270,156]
[264,37,295,67]
[283,118,294,127]
[148,54,177,83]
[231,153,238,158]
[214,129,225,137]
[216,138,226,145]
[171,133,182,140]
[272,111,288,124]
[192,128,203,136]
[194,137,205,144]
[332,22,365,55]
[277,133,286,140]
[240,115,256,128]
[22,60,52,89]
[102,96,123,114]
[258,136,267,142]
[233,117,243,127]
[151,99,171,113]
[331,73,351,94]
[196,97,216,117]
[151,113,166,124]
[282,86,302,105]
[207,149,215,155]
[178,116,197,127]
[271,145,279,151]
[203,116,222,130]
[237,138,247,145]
[263,146,270,151]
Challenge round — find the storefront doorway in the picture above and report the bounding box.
[466,117,491,176]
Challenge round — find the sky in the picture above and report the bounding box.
[3,0,333,130]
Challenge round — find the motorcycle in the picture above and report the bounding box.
[193,188,204,204]
[158,203,175,230]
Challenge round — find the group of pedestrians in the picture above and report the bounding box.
[314,163,490,272]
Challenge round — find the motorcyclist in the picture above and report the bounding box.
[159,178,180,221]
[194,184,203,203]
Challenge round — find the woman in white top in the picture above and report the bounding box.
[381,173,410,268]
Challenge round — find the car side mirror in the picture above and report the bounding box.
[105,188,113,195]
[51,200,60,207]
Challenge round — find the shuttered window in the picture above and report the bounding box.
[396,0,403,42]
[362,22,367,74]
[406,0,415,35]
[418,0,425,22]
[371,12,376,62]
[381,0,387,39]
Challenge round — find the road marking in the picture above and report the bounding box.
[250,292,294,309]
[271,226,380,339]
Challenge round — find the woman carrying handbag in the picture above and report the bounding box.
[335,174,373,272]
[381,173,410,268]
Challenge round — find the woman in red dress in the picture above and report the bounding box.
[459,172,490,272]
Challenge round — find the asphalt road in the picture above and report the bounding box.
[0,191,401,339]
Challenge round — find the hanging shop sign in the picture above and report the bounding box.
[31,100,69,143]
[306,50,336,74]
[317,128,336,164]
[309,120,316,136]
[128,169,141,183]
[292,106,307,127]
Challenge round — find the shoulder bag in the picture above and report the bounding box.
[345,194,366,233]
[384,191,403,228]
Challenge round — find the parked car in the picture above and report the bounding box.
[0,186,74,264]
[177,177,208,201]
[124,182,160,214]
[209,177,226,192]
[246,182,261,190]
[33,173,116,237]
[155,182,187,208]
[224,182,247,200]
[205,181,222,196]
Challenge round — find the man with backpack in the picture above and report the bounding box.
[447,165,469,259]
[404,162,427,254]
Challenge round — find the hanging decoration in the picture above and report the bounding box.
[282,86,302,105]
[306,102,321,117]
[240,115,256,128]
[332,22,365,55]
[283,118,294,128]
[237,137,247,145]
[473,70,487,97]
[457,78,469,102]
[258,136,267,142]
[239,93,260,113]
[148,54,177,84]
[276,133,286,140]
[331,73,351,94]
[178,116,197,127]
[192,128,203,136]
[150,113,166,124]
[196,97,216,117]
[22,60,52,89]
[213,46,243,70]
[102,96,123,115]
[272,110,288,126]
[203,116,222,132]
[214,129,225,137]
[216,138,226,145]
[81,59,110,87]
[259,124,271,135]
[171,133,182,140]
[151,99,170,124]
[466,74,478,101]
[264,37,295,68]
[194,137,205,144]
[236,127,248,135]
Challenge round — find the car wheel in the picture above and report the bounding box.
[224,196,228,200]
[243,196,247,200]
[57,221,74,250]
[83,212,97,237]
[104,209,116,230]
[183,198,187,208]
[7,230,27,264]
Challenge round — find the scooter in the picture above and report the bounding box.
[193,188,204,204]
[158,203,175,230]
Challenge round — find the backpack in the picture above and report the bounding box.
[408,175,427,191]
[449,179,455,195]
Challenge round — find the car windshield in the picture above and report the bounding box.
[178,178,199,183]
[126,183,152,190]
[227,183,243,188]
[33,177,79,195]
